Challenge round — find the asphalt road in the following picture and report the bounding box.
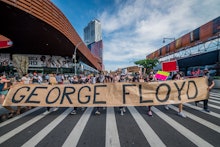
[0,91,219,147]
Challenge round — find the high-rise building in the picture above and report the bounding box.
[84,19,102,45]
[84,19,103,70]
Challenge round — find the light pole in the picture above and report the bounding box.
[73,41,83,75]
[163,37,175,43]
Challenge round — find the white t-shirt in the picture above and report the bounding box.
[22,76,31,84]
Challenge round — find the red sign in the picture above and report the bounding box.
[162,60,178,72]
[0,35,13,49]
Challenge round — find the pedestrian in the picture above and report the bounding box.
[119,73,127,116]
[146,72,157,116]
[17,73,33,114]
[92,74,101,115]
[70,75,79,115]
[32,72,39,84]
[195,68,215,112]
[56,73,64,84]
[0,74,16,118]
[45,73,58,113]
[172,72,186,118]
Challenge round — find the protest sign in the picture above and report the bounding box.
[127,66,140,72]
[162,60,178,72]
[155,71,170,80]
[3,77,208,107]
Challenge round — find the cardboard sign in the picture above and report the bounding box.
[127,66,140,72]
[3,77,208,107]
[162,60,178,72]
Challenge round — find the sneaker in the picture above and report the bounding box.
[43,110,50,115]
[164,105,169,110]
[70,110,77,115]
[123,107,126,113]
[195,101,198,106]
[148,111,153,116]
[8,112,14,118]
[53,107,59,111]
[120,109,124,116]
[204,109,210,112]
[178,112,186,118]
[95,110,101,115]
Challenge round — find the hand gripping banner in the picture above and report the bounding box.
[3,77,209,107]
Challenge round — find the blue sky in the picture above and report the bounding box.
[51,0,220,71]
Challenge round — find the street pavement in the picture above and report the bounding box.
[0,90,219,147]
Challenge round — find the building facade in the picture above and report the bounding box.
[0,0,102,75]
[84,19,103,70]
[84,19,102,45]
[147,16,220,77]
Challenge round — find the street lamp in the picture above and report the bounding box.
[73,41,83,75]
[163,37,176,59]
[163,37,175,43]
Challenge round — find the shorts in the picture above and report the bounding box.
[0,90,8,96]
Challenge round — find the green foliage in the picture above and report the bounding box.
[134,59,159,73]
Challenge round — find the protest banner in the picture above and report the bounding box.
[3,77,209,107]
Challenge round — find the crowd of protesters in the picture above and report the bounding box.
[0,68,215,120]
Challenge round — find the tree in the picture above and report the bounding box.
[134,59,159,74]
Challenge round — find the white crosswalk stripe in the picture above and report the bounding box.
[210,96,220,101]
[62,107,93,147]
[0,108,52,144]
[106,107,120,147]
[209,99,220,104]
[21,108,73,147]
[128,106,166,147]
[184,103,220,118]
[0,107,41,128]
[151,107,214,147]
[198,101,220,109]
[210,93,220,97]
[168,105,220,133]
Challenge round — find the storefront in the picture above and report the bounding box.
[0,53,98,75]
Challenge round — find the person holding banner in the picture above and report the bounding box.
[195,68,215,112]
[172,72,186,118]
[45,73,59,113]
[119,73,127,115]
[0,74,16,118]
[91,74,102,115]
[16,73,33,114]
[147,72,157,116]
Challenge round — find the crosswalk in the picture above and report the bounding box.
[0,91,219,147]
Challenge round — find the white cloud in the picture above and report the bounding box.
[99,0,220,71]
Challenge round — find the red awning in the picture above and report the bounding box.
[0,35,13,49]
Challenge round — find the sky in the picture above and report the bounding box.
[51,0,220,71]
